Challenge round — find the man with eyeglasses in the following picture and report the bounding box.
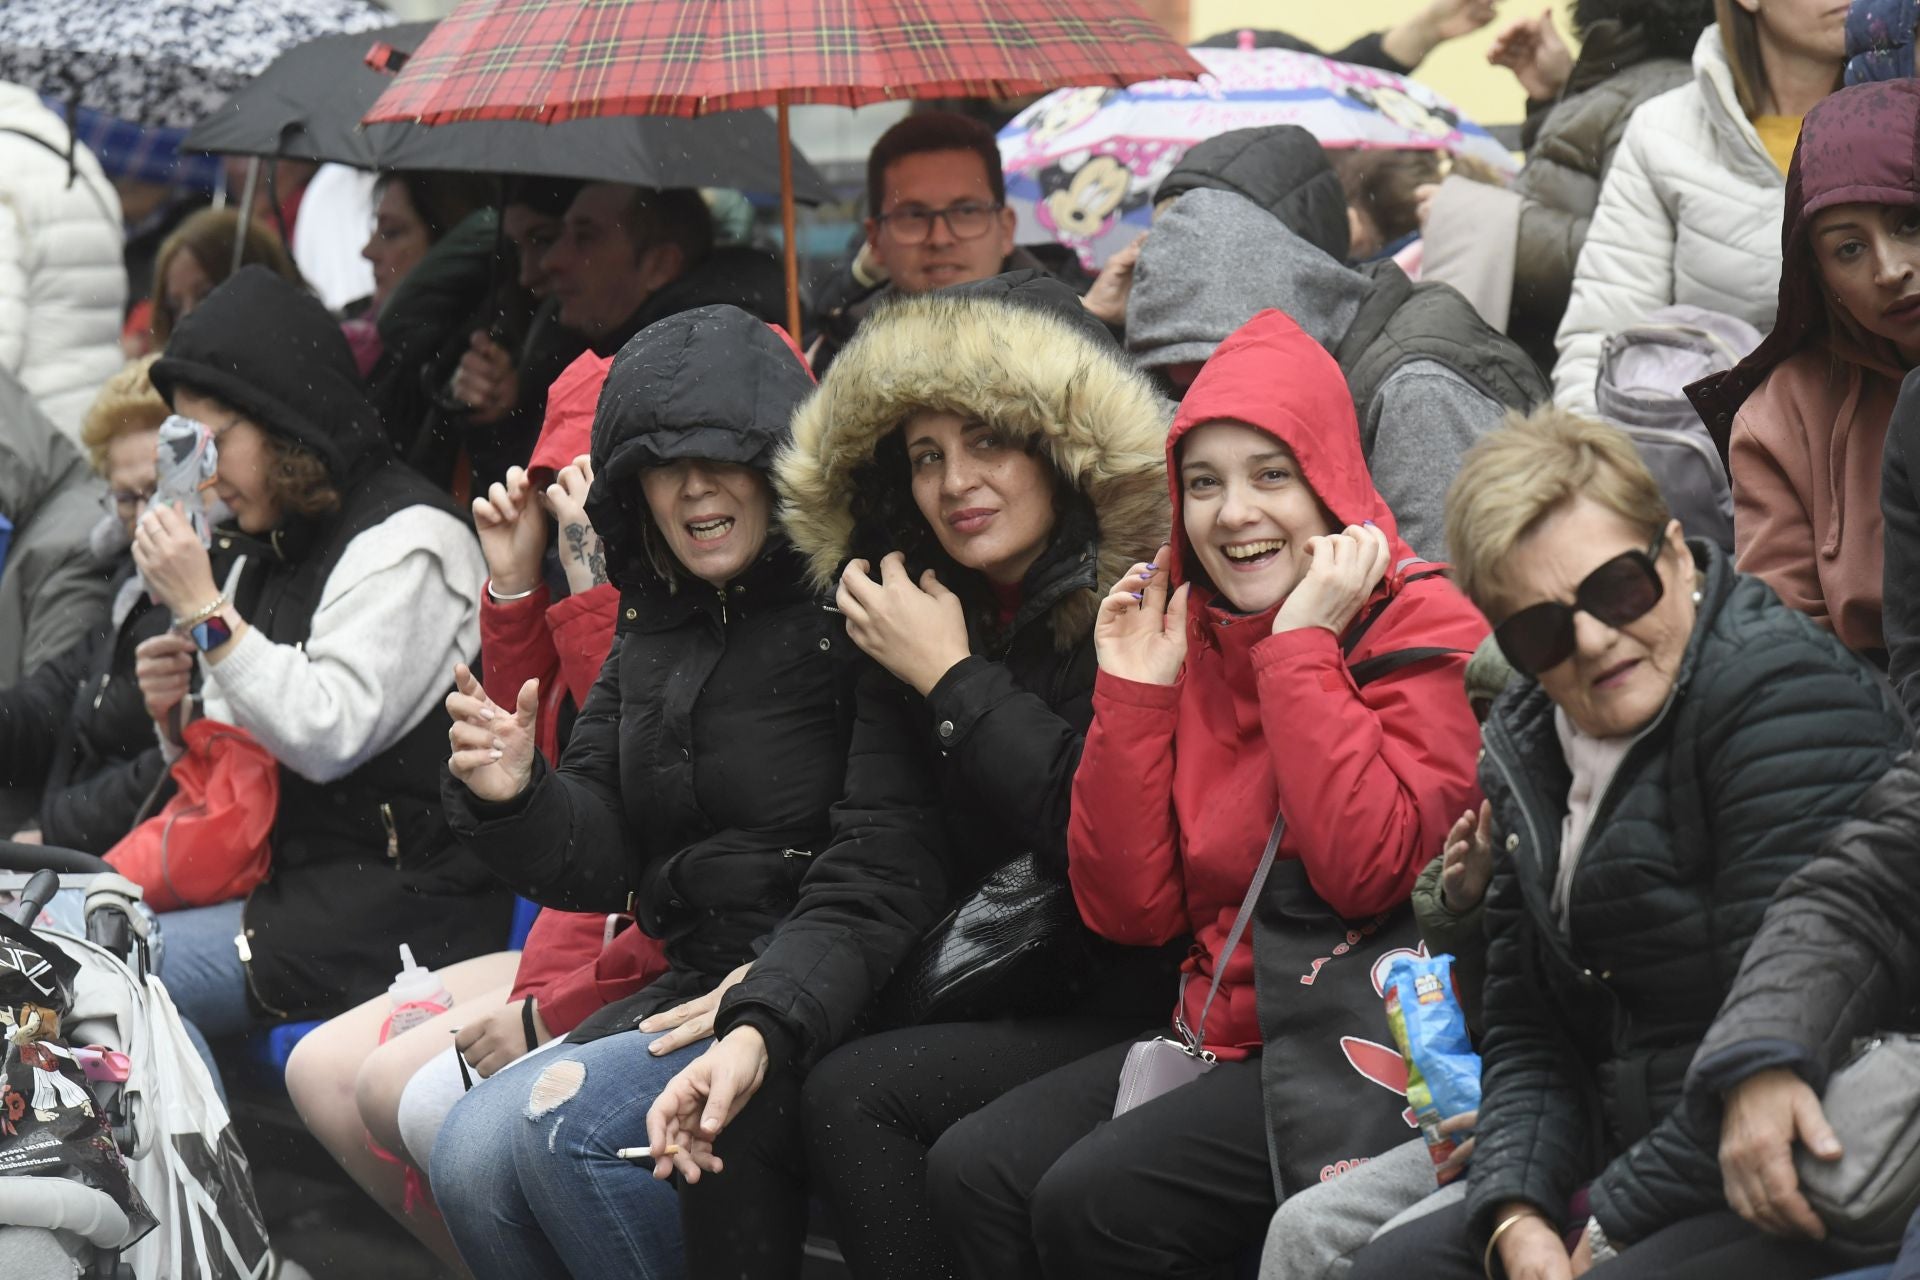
[812,112,1047,372]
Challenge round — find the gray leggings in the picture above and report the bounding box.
[1261,1137,1462,1280]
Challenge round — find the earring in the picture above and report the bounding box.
[1691,588,1703,604]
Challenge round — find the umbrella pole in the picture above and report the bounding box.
[231,157,262,276]
[778,92,801,345]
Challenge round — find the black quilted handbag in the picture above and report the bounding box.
[874,852,1094,1028]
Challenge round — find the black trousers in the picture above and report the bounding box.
[803,1017,1156,1280]
[677,1065,812,1280]
[1346,1198,1854,1280]
[924,1034,1278,1280]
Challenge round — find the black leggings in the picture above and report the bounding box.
[1346,1198,1854,1280]
[803,1017,1155,1280]
[926,1033,1277,1280]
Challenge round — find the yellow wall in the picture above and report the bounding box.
[1189,1,1581,125]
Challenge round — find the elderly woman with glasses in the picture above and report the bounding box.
[1345,408,1909,1280]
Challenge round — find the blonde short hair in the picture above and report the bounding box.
[79,356,169,474]
[1444,407,1671,616]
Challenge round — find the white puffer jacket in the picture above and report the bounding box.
[0,83,126,439]
[1551,26,1786,413]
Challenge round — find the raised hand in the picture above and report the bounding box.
[131,502,219,618]
[1271,523,1391,638]
[1081,232,1147,327]
[1488,9,1574,104]
[445,663,539,803]
[836,552,971,697]
[451,330,520,425]
[545,453,609,594]
[1441,801,1494,912]
[1093,543,1189,686]
[473,467,547,598]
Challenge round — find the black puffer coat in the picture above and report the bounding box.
[716,272,1175,1073]
[1465,542,1909,1248]
[1688,750,1920,1104]
[442,306,858,1028]
[0,563,174,852]
[1884,369,1920,724]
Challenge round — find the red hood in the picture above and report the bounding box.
[528,351,614,479]
[1166,309,1415,615]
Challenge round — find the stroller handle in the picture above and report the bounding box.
[0,842,113,875]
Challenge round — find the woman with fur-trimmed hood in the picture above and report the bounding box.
[642,271,1177,1279]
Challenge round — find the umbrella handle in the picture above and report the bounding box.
[778,94,802,347]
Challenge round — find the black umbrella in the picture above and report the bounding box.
[183,23,832,202]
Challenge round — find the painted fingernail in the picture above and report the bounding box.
[1363,520,1377,528]
[489,749,503,761]
[1129,591,1143,601]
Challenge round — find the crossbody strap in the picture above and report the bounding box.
[1184,813,1286,1053]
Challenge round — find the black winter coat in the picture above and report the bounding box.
[0,564,173,852]
[1690,750,1920,1104]
[1465,543,1909,1248]
[1884,369,1920,725]
[441,305,849,1031]
[718,274,1177,1072]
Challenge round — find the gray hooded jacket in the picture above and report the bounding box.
[1127,188,1509,558]
[0,366,108,686]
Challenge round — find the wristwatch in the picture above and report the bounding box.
[189,613,233,653]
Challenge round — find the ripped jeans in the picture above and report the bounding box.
[430,1030,703,1280]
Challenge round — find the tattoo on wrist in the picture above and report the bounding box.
[563,521,610,587]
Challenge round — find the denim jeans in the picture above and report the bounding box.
[431,1030,704,1280]
[154,899,254,1103]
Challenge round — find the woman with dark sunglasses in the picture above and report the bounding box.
[1347,408,1909,1280]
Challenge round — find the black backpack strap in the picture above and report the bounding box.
[1341,563,1450,658]
[1349,646,1467,688]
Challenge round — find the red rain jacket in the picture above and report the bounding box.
[1068,309,1488,1057]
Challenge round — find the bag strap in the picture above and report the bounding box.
[1349,645,1467,688]
[1185,813,1286,1053]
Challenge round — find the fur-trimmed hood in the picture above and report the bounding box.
[778,271,1172,651]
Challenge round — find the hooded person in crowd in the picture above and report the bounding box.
[0,366,111,689]
[1552,4,1847,413]
[1127,186,1548,559]
[1688,78,1920,668]
[0,81,125,438]
[1153,126,1352,261]
[637,272,1173,1280]
[1346,409,1908,1280]
[1423,0,1715,372]
[923,308,1488,1279]
[0,358,175,849]
[130,266,508,1057]
[429,306,857,1279]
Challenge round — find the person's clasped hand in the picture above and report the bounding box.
[1720,1067,1841,1239]
[445,662,540,803]
[474,466,548,597]
[451,330,520,425]
[1271,522,1391,637]
[836,552,971,697]
[130,502,219,618]
[1093,541,1189,686]
[455,998,550,1078]
[135,631,197,730]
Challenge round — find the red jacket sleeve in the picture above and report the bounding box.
[524,922,671,1035]
[481,583,562,706]
[1252,590,1488,919]
[508,909,604,1002]
[545,583,620,707]
[1067,668,1188,946]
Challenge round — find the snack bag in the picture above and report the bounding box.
[1383,953,1481,1185]
[152,413,231,548]
[0,912,156,1242]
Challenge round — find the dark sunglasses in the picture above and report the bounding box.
[1492,530,1668,677]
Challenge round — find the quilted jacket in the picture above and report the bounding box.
[1552,26,1788,413]
[0,83,125,438]
[1463,542,1908,1249]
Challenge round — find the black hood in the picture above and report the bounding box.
[1155,126,1351,262]
[151,265,387,485]
[585,304,814,588]
[935,267,1120,353]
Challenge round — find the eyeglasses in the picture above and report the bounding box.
[105,487,157,517]
[877,201,1003,245]
[1492,531,1669,677]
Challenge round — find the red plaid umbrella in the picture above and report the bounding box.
[363,0,1203,338]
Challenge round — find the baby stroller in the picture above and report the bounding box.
[0,842,273,1280]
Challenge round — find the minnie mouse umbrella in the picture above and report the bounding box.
[999,44,1518,273]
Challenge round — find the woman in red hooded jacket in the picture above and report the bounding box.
[924,309,1489,1279]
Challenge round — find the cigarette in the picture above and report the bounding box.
[616,1145,680,1160]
